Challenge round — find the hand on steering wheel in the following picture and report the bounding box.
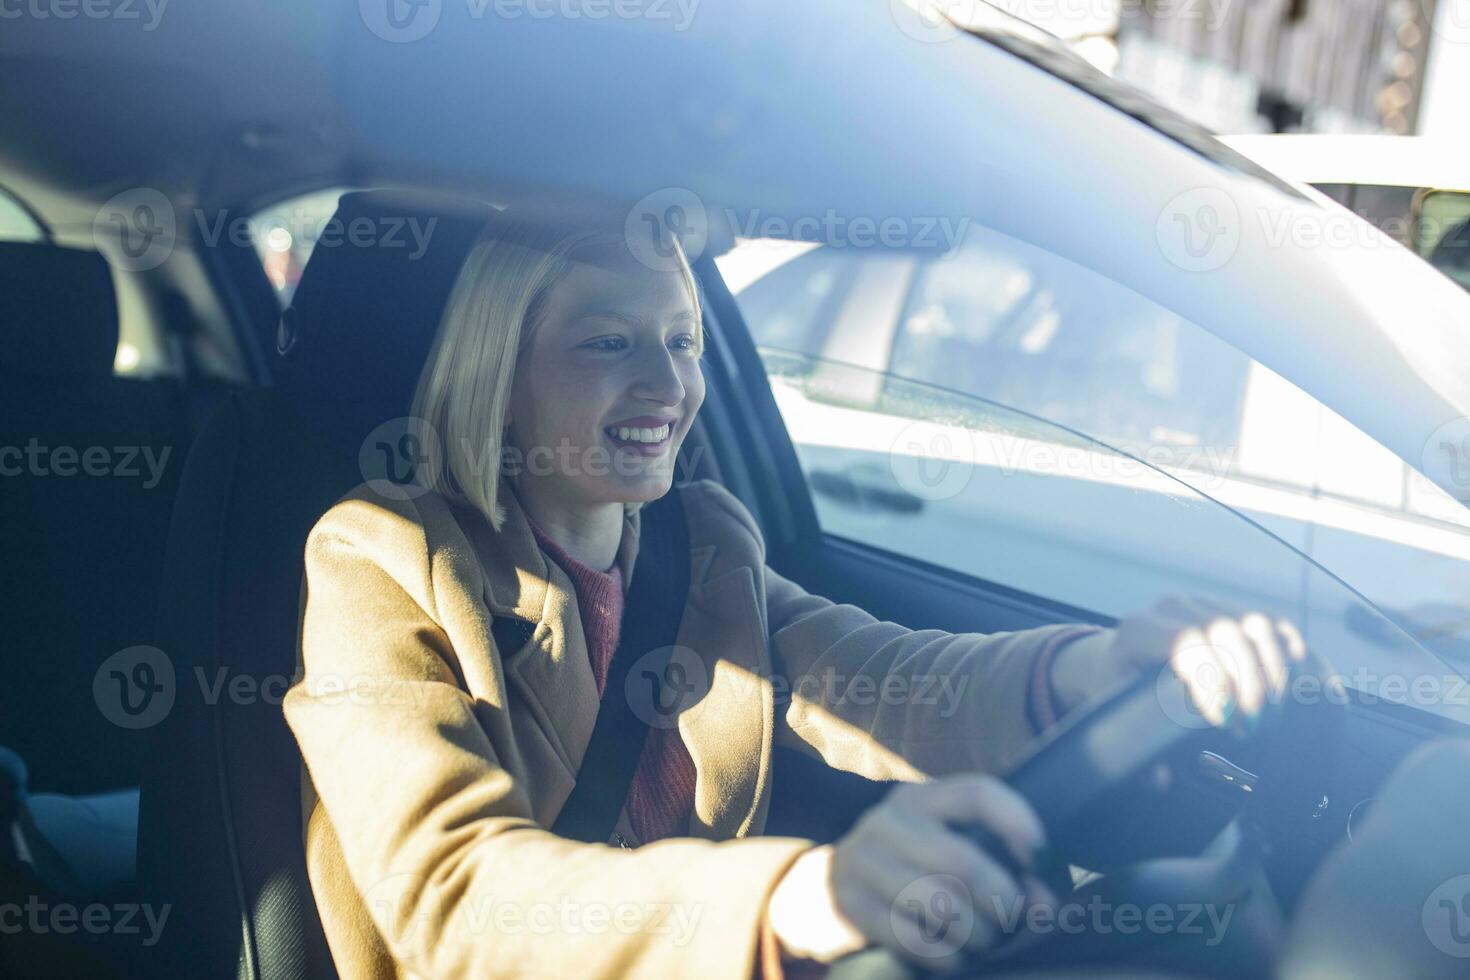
[765,776,1057,974]
[819,596,1338,978]
[1049,595,1311,732]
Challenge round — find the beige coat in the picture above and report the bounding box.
[283,476,1086,979]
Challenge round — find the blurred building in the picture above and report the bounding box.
[1008,0,1445,134]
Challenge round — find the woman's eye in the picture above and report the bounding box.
[582,334,697,354]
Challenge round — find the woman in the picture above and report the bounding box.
[283,214,1300,978]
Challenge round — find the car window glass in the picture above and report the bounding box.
[719,233,1470,673]
[1416,190,1470,292]
[756,347,1468,723]
[249,187,352,305]
[1347,183,1418,247]
[885,228,1251,463]
[0,189,42,241]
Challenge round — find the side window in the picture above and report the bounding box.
[750,349,1467,723]
[0,190,42,242]
[1417,190,1470,293]
[757,347,1297,616]
[725,242,863,357]
[249,187,353,305]
[112,266,176,378]
[884,229,1250,465]
[734,228,1251,477]
[718,232,1470,668]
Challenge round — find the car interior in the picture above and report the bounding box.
[1,178,1466,980]
[5,8,1470,980]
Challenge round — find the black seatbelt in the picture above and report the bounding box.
[496,486,691,846]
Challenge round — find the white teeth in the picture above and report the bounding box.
[605,423,670,444]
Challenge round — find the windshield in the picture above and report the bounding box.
[919,0,1308,200]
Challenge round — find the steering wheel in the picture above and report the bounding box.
[829,644,1343,979]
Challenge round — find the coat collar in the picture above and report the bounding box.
[455,476,643,624]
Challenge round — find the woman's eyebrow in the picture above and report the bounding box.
[572,309,697,327]
[571,309,642,329]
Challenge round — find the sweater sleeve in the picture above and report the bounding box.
[693,480,1113,780]
[283,491,813,979]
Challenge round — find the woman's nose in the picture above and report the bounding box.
[631,345,687,405]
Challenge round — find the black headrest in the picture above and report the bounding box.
[0,242,119,378]
[273,190,498,457]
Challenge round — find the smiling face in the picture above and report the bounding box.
[504,246,705,515]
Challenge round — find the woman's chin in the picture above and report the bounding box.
[604,468,676,503]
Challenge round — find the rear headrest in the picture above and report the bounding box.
[273,190,497,457]
[0,242,119,378]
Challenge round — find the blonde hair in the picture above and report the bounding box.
[410,215,703,531]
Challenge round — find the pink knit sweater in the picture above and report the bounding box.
[525,513,698,844]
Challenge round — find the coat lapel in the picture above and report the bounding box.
[678,561,774,841]
[454,480,772,842]
[454,479,641,781]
